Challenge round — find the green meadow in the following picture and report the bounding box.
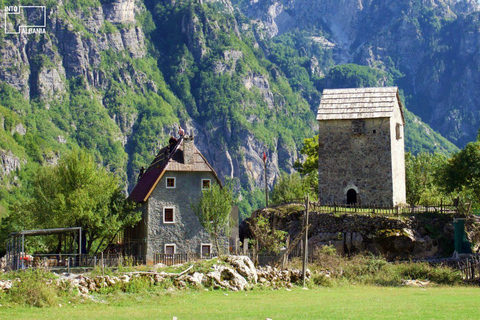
[2,286,479,320]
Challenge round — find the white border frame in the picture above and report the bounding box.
[200,243,212,257]
[5,6,46,35]
[163,207,176,224]
[201,179,211,190]
[165,177,176,189]
[164,243,176,254]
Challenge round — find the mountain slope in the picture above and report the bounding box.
[236,0,480,146]
[0,0,463,219]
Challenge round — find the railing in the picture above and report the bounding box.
[456,256,480,280]
[272,199,458,216]
[311,203,458,216]
[154,253,214,266]
[3,253,144,271]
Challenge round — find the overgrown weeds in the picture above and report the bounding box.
[8,268,63,307]
[299,245,462,287]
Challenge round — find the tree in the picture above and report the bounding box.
[10,149,140,254]
[192,183,233,255]
[294,135,318,175]
[249,213,287,255]
[442,133,480,208]
[270,172,310,205]
[290,135,320,201]
[405,152,448,205]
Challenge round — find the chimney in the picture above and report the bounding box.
[183,136,195,165]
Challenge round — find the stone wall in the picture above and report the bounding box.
[318,117,394,205]
[145,171,228,263]
[253,205,453,260]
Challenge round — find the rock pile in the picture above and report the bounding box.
[0,256,308,295]
[257,266,309,289]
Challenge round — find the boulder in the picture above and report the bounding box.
[224,255,258,283]
[206,265,249,291]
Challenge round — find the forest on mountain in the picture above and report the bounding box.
[0,0,479,221]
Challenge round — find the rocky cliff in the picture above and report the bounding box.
[0,0,473,217]
[248,204,456,260]
[238,0,480,146]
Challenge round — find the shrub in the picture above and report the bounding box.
[311,272,334,287]
[9,269,59,307]
[122,276,153,293]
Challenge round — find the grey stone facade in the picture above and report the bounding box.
[317,87,406,206]
[126,136,230,264]
[145,171,226,262]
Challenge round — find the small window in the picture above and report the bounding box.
[352,120,366,135]
[164,244,176,254]
[201,244,212,258]
[396,123,403,140]
[202,179,211,190]
[163,207,175,223]
[372,130,376,134]
[166,177,176,188]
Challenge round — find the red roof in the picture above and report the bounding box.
[129,138,183,203]
[128,137,221,203]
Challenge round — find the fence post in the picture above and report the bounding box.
[101,252,104,276]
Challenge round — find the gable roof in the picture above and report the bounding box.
[316,87,404,123]
[129,137,221,203]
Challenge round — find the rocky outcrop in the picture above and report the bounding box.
[0,0,146,102]
[242,73,275,109]
[248,205,456,260]
[0,150,22,178]
[240,0,480,145]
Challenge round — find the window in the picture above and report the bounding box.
[202,179,211,190]
[396,123,403,140]
[163,207,175,223]
[351,120,366,135]
[201,244,212,258]
[164,244,176,254]
[166,177,176,188]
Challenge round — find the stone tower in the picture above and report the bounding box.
[316,87,406,206]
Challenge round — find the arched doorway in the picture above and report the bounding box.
[347,189,357,205]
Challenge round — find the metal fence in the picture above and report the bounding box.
[3,253,144,271]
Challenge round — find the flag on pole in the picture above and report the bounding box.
[263,151,267,163]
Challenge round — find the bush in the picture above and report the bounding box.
[311,272,334,287]
[308,249,462,286]
[396,262,462,285]
[9,269,59,307]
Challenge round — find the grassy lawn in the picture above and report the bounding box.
[2,286,480,319]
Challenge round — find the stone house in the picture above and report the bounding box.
[125,136,232,264]
[316,87,406,206]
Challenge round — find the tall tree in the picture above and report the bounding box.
[443,132,480,208]
[405,152,448,205]
[10,149,140,254]
[270,172,311,205]
[192,183,233,255]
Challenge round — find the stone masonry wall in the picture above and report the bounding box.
[146,171,227,263]
[318,118,394,205]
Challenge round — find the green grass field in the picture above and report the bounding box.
[2,286,480,320]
